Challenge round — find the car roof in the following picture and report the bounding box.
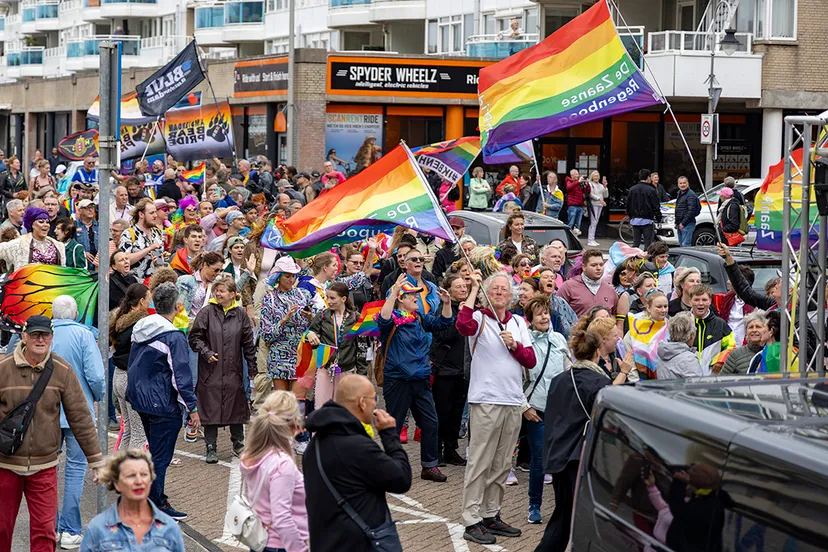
[596,376,828,470]
[670,246,781,262]
[453,210,568,228]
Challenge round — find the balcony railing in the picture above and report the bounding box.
[224,1,264,24]
[101,0,157,3]
[6,14,21,26]
[67,35,141,57]
[330,0,370,7]
[36,2,60,19]
[7,47,45,65]
[60,0,82,12]
[195,5,224,28]
[22,7,37,22]
[0,18,5,31]
[466,34,538,59]
[648,30,753,55]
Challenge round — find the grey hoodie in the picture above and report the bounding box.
[657,341,704,380]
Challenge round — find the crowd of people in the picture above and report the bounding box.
[0,148,810,552]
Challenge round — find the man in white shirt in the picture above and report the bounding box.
[110,185,134,222]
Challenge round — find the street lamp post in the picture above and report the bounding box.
[704,24,740,191]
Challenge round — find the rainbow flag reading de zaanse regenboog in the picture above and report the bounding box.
[344,300,383,339]
[268,144,455,257]
[477,0,661,157]
[181,162,206,186]
[411,137,480,183]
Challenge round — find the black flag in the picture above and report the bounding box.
[135,41,205,118]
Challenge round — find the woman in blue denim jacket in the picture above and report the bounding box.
[81,449,185,551]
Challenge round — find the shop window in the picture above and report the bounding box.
[385,112,443,154]
[755,0,796,40]
[247,106,268,160]
[610,119,658,198]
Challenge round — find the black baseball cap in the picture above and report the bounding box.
[310,170,321,178]
[24,315,53,335]
[297,172,310,180]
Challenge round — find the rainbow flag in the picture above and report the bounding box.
[482,139,534,164]
[411,137,480,183]
[181,163,205,186]
[344,300,383,339]
[296,340,337,379]
[626,313,668,380]
[259,217,285,250]
[477,0,661,156]
[270,144,455,257]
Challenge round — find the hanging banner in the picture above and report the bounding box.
[87,91,152,124]
[120,120,167,161]
[325,107,383,170]
[135,41,205,118]
[164,101,234,162]
[57,129,99,160]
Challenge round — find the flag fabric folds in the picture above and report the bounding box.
[296,340,337,379]
[482,139,534,165]
[411,137,481,183]
[259,217,286,250]
[477,0,661,156]
[181,162,206,186]
[344,300,383,339]
[135,41,205,118]
[269,144,456,257]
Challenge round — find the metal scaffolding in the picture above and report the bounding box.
[780,114,828,375]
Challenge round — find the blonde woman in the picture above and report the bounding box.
[586,171,608,247]
[240,391,309,552]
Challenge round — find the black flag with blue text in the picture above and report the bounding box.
[135,41,205,118]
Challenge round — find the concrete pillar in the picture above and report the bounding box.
[23,111,36,167]
[71,109,87,133]
[761,108,783,177]
[445,105,464,140]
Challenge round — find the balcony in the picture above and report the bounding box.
[0,17,5,41]
[327,0,371,27]
[327,0,423,28]
[222,1,266,42]
[140,35,192,66]
[100,0,162,19]
[7,47,45,77]
[644,30,762,100]
[20,5,36,34]
[34,2,60,32]
[66,35,141,71]
[466,34,538,59]
[82,0,105,22]
[194,5,226,45]
[370,0,425,22]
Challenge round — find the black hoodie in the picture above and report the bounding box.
[303,401,412,552]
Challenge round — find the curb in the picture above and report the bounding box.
[179,522,227,552]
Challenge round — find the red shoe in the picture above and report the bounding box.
[414,428,421,442]
[400,426,409,444]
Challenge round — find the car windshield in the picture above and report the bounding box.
[745,263,782,293]
[524,227,575,249]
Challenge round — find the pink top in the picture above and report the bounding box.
[240,450,309,552]
[556,275,618,318]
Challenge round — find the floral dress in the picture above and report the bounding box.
[259,286,313,380]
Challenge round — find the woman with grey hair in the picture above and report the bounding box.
[722,310,768,374]
[657,312,704,379]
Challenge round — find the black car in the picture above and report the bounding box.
[449,210,582,254]
[668,246,781,295]
[572,375,828,552]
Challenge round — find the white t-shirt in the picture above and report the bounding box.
[468,311,532,407]
[730,298,746,346]
[512,239,522,253]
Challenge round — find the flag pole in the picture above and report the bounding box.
[530,141,546,211]
[459,246,505,332]
[197,41,238,168]
[138,116,161,165]
[607,0,723,243]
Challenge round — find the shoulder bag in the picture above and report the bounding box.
[314,439,402,552]
[0,358,54,456]
[224,458,273,552]
[525,340,553,400]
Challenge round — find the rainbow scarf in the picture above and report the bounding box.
[626,312,668,380]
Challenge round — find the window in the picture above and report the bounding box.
[463,13,473,46]
[524,7,537,35]
[483,13,494,35]
[755,0,796,40]
[457,218,490,246]
[437,15,463,53]
[427,19,437,53]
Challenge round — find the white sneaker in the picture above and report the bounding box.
[572,228,581,236]
[60,533,83,550]
[506,467,518,486]
[293,440,308,456]
[587,240,599,246]
[544,474,553,485]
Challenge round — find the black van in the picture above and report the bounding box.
[572,375,828,552]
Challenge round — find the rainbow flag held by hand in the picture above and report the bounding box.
[270,144,455,257]
[411,137,481,183]
[181,163,205,186]
[478,0,661,157]
[296,340,337,379]
[344,300,384,339]
[482,139,535,165]
[626,313,668,380]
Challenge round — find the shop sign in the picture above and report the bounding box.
[234,57,289,98]
[327,56,491,98]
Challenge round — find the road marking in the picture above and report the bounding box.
[214,456,244,548]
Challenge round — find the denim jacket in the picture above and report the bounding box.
[80,500,186,551]
[75,218,98,256]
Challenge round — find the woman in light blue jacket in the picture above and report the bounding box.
[522,294,570,525]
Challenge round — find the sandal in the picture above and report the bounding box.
[169,458,183,466]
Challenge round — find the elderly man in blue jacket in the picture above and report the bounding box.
[126,282,199,522]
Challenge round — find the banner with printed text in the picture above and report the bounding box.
[163,101,234,162]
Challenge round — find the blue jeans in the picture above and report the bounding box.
[139,413,183,507]
[382,377,439,468]
[108,358,117,424]
[57,429,86,536]
[677,222,695,247]
[527,411,545,508]
[567,206,584,231]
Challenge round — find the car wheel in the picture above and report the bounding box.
[692,226,717,246]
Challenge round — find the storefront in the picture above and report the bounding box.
[232,56,288,164]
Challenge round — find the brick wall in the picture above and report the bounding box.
[294,49,328,172]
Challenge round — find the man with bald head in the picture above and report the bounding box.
[304,374,412,552]
[110,185,133,221]
[277,193,292,213]
[157,168,182,202]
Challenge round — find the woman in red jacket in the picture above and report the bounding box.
[565,169,586,236]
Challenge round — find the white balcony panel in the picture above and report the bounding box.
[100,1,163,19]
[221,24,266,43]
[194,28,228,46]
[370,0,425,22]
[644,53,762,100]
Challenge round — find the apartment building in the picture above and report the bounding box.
[0,0,824,205]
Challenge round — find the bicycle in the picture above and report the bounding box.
[618,215,634,244]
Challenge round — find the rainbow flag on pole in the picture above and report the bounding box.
[344,300,383,339]
[181,162,205,186]
[411,137,480,183]
[296,340,337,379]
[270,143,455,257]
[482,139,535,164]
[478,0,661,156]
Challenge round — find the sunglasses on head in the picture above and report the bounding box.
[406,256,425,263]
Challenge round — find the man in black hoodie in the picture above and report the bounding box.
[304,375,412,552]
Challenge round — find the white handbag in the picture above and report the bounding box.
[224,461,271,552]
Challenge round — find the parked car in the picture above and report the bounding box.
[449,210,583,255]
[572,375,828,552]
[657,178,762,246]
[667,246,780,295]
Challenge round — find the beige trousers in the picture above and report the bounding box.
[460,403,523,526]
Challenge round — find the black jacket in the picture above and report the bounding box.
[308,309,360,372]
[109,271,139,311]
[725,262,775,311]
[543,364,611,474]
[304,402,412,552]
[674,188,701,228]
[380,269,437,299]
[157,179,182,202]
[717,197,741,234]
[432,244,459,284]
[626,182,662,222]
[0,170,26,200]
[430,301,465,377]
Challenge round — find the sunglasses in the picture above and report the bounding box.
[406,256,425,263]
[519,260,532,267]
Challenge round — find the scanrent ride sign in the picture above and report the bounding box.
[135,41,205,118]
[477,0,662,156]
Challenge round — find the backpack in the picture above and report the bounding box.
[738,203,750,235]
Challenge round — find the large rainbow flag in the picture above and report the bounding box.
[477,0,661,156]
[271,144,455,257]
[411,137,480,183]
